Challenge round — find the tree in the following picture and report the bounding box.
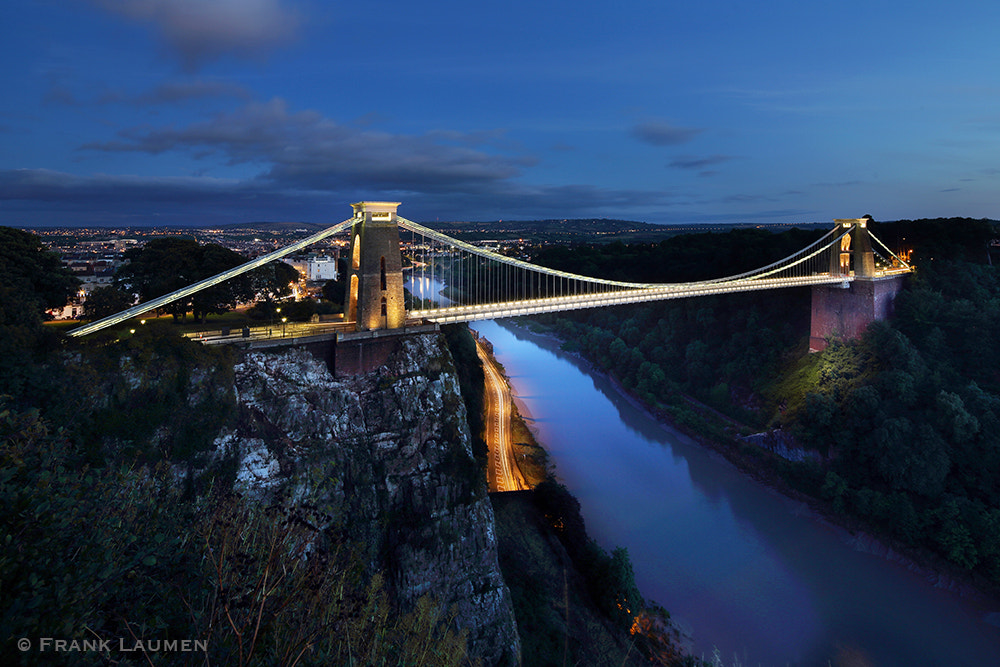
[322,277,346,309]
[0,228,79,402]
[249,260,300,305]
[82,285,134,320]
[0,227,80,314]
[115,238,292,322]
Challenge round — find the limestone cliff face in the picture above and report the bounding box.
[216,333,519,665]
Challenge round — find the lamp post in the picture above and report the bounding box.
[271,305,281,337]
[281,316,287,338]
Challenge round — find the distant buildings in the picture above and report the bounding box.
[32,224,352,316]
[283,254,339,282]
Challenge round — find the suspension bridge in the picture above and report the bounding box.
[67,202,913,356]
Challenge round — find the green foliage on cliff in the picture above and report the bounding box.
[493,489,689,667]
[533,481,642,630]
[441,323,488,469]
[780,257,1000,580]
[1,404,474,666]
[9,321,239,475]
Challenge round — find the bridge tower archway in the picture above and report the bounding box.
[345,201,406,331]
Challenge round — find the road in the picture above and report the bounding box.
[476,339,527,493]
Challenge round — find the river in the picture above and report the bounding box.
[469,318,1000,667]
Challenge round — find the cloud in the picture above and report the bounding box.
[0,168,245,204]
[134,79,254,105]
[43,85,79,106]
[81,98,533,193]
[9,104,693,226]
[0,167,687,228]
[631,120,702,146]
[668,154,735,172]
[720,193,773,204]
[0,168,328,226]
[810,180,864,188]
[79,79,254,106]
[88,0,301,70]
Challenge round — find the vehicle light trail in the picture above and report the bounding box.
[477,339,526,492]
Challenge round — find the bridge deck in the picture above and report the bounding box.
[411,272,909,324]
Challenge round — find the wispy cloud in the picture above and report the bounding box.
[134,79,254,105]
[631,120,703,146]
[668,154,735,172]
[810,180,864,188]
[87,0,302,71]
[79,79,254,106]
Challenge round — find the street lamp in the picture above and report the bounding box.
[270,305,281,337]
[281,316,287,337]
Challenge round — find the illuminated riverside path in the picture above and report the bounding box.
[68,202,911,347]
[472,319,1000,666]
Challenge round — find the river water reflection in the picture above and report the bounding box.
[470,319,1000,666]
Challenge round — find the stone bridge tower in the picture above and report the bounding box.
[828,216,876,278]
[810,217,906,351]
[345,201,406,331]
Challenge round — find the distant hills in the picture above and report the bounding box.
[233,217,832,244]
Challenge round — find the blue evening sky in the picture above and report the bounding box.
[2,0,999,227]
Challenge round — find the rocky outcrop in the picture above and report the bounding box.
[214,333,520,665]
[740,428,821,463]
